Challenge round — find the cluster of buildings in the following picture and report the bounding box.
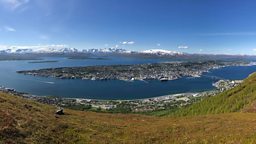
[0,78,241,113]
[213,80,243,92]
[0,85,216,112]
[18,61,234,81]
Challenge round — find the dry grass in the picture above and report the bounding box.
[3,73,256,143]
[1,92,256,143]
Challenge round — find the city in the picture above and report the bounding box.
[17,61,249,81]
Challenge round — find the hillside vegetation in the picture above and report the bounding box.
[2,73,256,143]
[159,72,256,117]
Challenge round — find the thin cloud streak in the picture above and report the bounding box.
[121,41,135,45]
[4,26,16,32]
[39,34,50,40]
[178,45,189,49]
[0,0,30,10]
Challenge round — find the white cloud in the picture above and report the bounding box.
[253,49,256,51]
[39,34,49,40]
[0,0,29,10]
[178,45,189,49]
[121,41,135,45]
[4,26,16,32]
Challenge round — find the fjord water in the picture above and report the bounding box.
[0,57,256,100]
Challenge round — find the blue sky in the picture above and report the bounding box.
[1,0,256,54]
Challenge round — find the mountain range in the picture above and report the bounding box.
[0,47,184,56]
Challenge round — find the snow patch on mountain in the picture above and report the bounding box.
[0,45,78,54]
[0,45,183,56]
[141,49,183,55]
[83,48,130,53]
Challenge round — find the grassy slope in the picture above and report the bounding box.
[162,72,256,117]
[2,73,256,143]
[147,73,256,116]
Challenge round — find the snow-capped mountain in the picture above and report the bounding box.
[0,48,29,54]
[82,48,182,56]
[14,49,33,53]
[0,46,183,57]
[34,47,78,53]
[141,49,183,56]
[83,48,130,53]
[0,47,78,54]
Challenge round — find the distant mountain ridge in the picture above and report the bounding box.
[141,49,183,56]
[0,47,78,54]
[82,48,131,54]
[0,47,183,56]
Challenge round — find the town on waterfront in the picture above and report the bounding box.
[0,78,242,113]
[17,61,252,81]
[0,58,252,113]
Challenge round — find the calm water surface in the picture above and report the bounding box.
[0,57,255,100]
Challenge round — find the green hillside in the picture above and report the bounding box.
[170,72,256,116]
[2,73,256,143]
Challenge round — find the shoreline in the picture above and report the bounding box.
[0,78,242,112]
[1,62,252,100]
[1,62,252,101]
[0,76,243,102]
[0,85,215,112]
[0,61,251,112]
[0,85,209,101]
[16,61,227,81]
[17,61,255,82]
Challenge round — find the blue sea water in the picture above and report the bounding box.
[0,57,255,100]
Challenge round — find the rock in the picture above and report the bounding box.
[55,108,64,115]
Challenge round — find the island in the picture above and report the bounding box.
[17,61,250,81]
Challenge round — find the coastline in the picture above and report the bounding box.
[0,78,241,113]
[0,61,250,112]
[17,61,254,82]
